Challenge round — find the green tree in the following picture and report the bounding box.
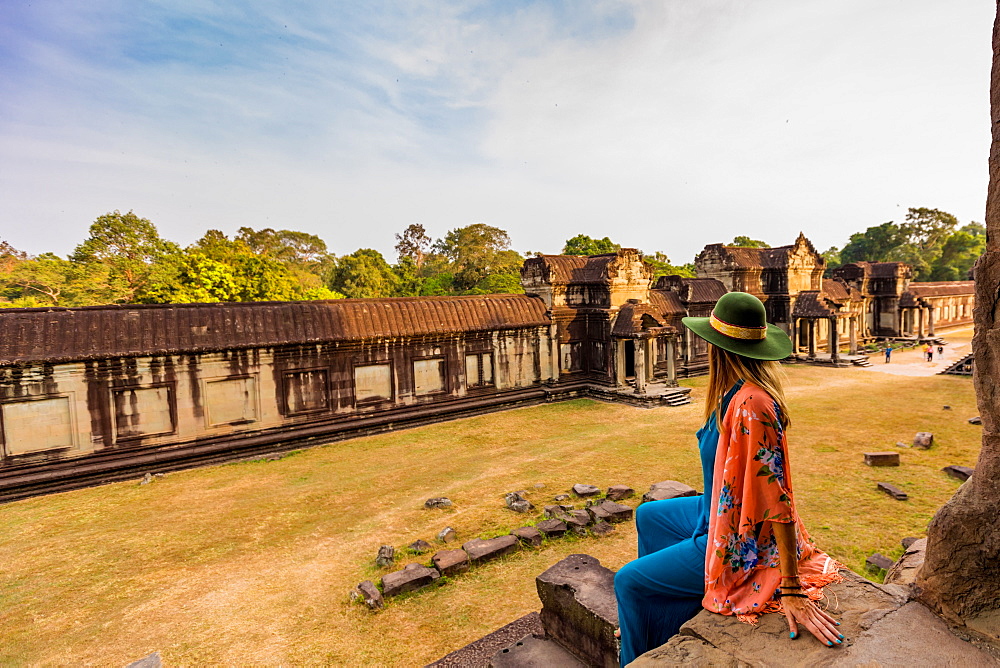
[929,224,985,281]
[821,247,842,277]
[730,236,769,248]
[839,222,906,265]
[562,234,621,256]
[643,252,695,280]
[329,249,400,298]
[395,224,432,268]
[434,224,523,293]
[71,210,180,302]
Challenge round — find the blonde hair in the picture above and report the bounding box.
[705,344,791,429]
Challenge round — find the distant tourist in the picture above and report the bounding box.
[615,292,845,666]
[926,344,934,362]
[937,345,944,357]
[885,345,892,363]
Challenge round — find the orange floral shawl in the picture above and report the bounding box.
[703,383,843,624]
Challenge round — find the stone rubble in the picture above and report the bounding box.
[381,563,440,597]
[351,580,384,610]
[866,553,895,571]
[511,526,543,547]
[877,482,908,501]
[437,527,458,543]
[432,549,469,577]
[408,539,432,554]
[605,484,635,501]
[864,452,900,467]
[572,483,601,497]
[535,519,569,538]
[463,535,519,564]
[425,497,453,509]
[912,432,934,449]
[375,545,395,568]
[641,480,697,504]
[943,465,975,482]
[505,491,535,513]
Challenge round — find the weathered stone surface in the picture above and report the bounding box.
[428,612,545,668]
[490,634,586,668]
[463,535,519,564]
[554,494,571,502]
[352,580,384,610]
[381,562,440,597]
[536,554,618,668]
[885,538,927,587]
[866,553,895,571]
[408,539,432,554]
[535,519,568,538]
[877,482,908,500]
[901,536,920,549]
[572,483,600,497]
[376,544,395,568]
[606,484,635,501]
[969,416,983,425]
[437,526,458,543]
[425,497,453,509]
[565,509,592,528]
[505,491,535,513]
[943,465,975,482]
[913,432,934,449]
[512,526,543,547]
[641,480,697,504]
[588,499,633,524]
[125,652,162,668]
[590,521,614,537]
[863,451,900,467]
[630,634,741,667]
[432,549,469,577]
[544,504,574,518]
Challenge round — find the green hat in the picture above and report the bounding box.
[682,291,792,361]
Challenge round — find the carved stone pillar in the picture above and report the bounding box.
[918,308,926,338]
[807,319,816,359]
[849,316,858,355]
[633,339,646,394]
[829,317,839,362]
[929,305,936,336]
[918,3,1000,644]
[615,340,626,388]
[665,338,676,386]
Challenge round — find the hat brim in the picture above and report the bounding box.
[682,316,793,361]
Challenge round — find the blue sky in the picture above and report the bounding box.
[0,1,993,264]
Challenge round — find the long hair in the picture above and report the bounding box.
[705,344,791,429]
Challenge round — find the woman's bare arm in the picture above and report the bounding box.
[773,521,843,645]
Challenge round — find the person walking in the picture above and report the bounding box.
[614,292,844,666]
[885,344,892,363]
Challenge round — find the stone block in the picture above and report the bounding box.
[125,652,162,668]
[432,549,470,577]
[428,612,545,668]
[351,580,384,610]
[885,538,926,587]
[463,535,519,564]
[641,480,697,504]
[544,504,574,518]
[913,432,934,449]
[590,521,615,537]
[572,483,600,497]
[408,539,432,554]
[489,634,585,668]
[376,545,395,568]
[512,526,543,547]
[425,497,453,509]
[863,452,900,467]
[606,484,635,501]
[381,562,440,597]
[943,465,974,482]
[505,491,535,513]
[866,553,894,571]
[554,494,571,502]
[536,554,619,668]
[565,509,592,528]
[589,500,633,524]
[877,482,908,500]
[535,519,568,538]
[969,416,982,425]
[901,536,920,549]
[437,526,458,543]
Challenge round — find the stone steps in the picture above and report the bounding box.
[940,352,974,376]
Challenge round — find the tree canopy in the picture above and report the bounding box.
[562,234,621,256]
[730,236,769,248]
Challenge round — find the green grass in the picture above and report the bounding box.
[0,361,982,666]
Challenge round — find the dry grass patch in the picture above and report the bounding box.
[0,361,980,666]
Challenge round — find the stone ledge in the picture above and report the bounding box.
[631,570,999,667]
[426,612,545,668]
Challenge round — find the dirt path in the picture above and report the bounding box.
[861,326,974,377]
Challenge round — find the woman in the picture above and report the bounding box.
[614,291,845,665]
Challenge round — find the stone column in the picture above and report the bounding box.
[665,338,676,386]
[633,339,646,394]
[807,319,816,359]
[918,3,1000,643]
[929,305,936,336]
[614,340,626,388]
[684,328,693,363]
[918,308,926,338]
[829,317,839,362]
[849,316,858,355]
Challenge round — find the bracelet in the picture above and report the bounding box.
[775,592,810,598]
[779,585,802,589]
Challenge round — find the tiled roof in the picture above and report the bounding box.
[521,253,620,284]
[654,276,727,303]
[611,301,670,337]
[906,281,976,298]
[648,290,686,317]
[791,291,837,317]
[0,295,551,365]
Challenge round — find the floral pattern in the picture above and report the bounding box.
[703,384,844,623]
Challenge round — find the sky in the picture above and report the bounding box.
[0,0,993,265]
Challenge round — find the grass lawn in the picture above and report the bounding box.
[0,356,982,666]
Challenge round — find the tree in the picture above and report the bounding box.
[643,252,695,280]
[395,224,432,268]
[839,222,906,265]
[929,224,985,281]
[434,223,523,293]
[730,236,769,248]
[562,234,621,256]
[71,210,179,302]
[328,249,400,298]
[821,247,842,277]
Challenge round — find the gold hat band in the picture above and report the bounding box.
[709,313,767,340]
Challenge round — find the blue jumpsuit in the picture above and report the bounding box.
[614,382,742,666]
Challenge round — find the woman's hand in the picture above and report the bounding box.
[782,595,843,646]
